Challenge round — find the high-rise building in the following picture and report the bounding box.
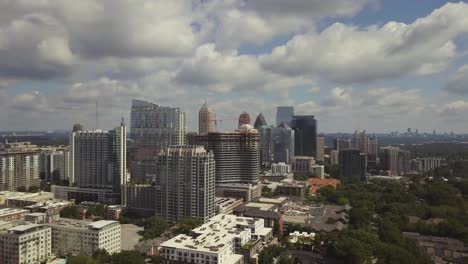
[380,146,410,176]
[130,99,185,182]
[339,150,367,180]
[367,137,378,156]
[316,134,325,162]
[72,123,83,133]
[68,120,126,202]
[199,102,216,135]
[40,149,70,183]
[0,224,52,264]
[238,112,251,128]
[276,106,294,127]
[188,125,259,184]
[122,146,216,223]
[334,138,351,151]
[259,124,294,166]
[292,115,317,158]
[353,130,368,153]
[0,143,40,191]
[155,146,216,223]
[253,113,267,129]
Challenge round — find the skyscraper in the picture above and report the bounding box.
[334,138,351,151]
[380,146,410,176]
[316,134,325,162]
[238,112,251,128]
[292,115,317,158]
[130,99,185,182]
[339,150,367,180]
[276,106,294,127]
[253,113,267,129]
[199,102,216,135]
[188,125,259,184]
[259,124,295,165]
[69,120,126,201]
[353,130,368,153]
[155,146,216,223]
[0,143,40,191]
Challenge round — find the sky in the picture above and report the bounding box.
[1,0,468,133]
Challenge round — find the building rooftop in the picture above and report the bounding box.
[47,219,119,231]
[88,220,119,229]
[7,223,43,233]
[0,191,54,203]
[0,208,29,216]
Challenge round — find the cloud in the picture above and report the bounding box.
[196,0,373,49]
[438,100,468,116]
[11,91,53,113]
[175,43,314,93]
[260,2,468,83]
[445,65,468,94]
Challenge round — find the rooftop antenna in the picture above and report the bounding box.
[95,100,99,130]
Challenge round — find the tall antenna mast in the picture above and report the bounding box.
[96,100,99,129]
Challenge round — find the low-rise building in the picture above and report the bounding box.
[215,197,244,215]
[282,203,350,233]
[291,156,315,173]
[310,165,325,179]
[47,219,121,257]
[0,224,52,264]
[271,162,291,175]
[233,202,283,236]
[0,191,54,207]
[276,179,309,198]
[215,183,260,202]
[159,214,272,264]
[403,232,468,263]
[0,208,29,222]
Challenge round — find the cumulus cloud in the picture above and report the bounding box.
[445,65,468,94]
[175,44,314,93]
[260,2,468,83]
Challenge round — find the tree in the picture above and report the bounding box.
[349,207,372,229]
[143,217,168,240]
[92,249,111,263]
[27,185,40,193]
[262,186,273,197]
[174,218,203,235]
[110,250,145,264]
[67,255,97,264]
[60,206,81,219]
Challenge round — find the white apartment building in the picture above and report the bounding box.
[271,162,291,175]
[0,224,52,264]
[159,214,272,264]
[47,219,121,256]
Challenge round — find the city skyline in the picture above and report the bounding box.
[1,1,468,133]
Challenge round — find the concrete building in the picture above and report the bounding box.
[67,120,127,203]
[316,134,325,162]
[330,150,339,165]
[352,130,368,153]
[271,162,291,175]
[410,157,443,172]
[333,138,351,151]
[292,116,317,158]
[215,197,244,215]
[259,124,295,166]
[276,179,309,198]
[291,156,315,173]
[0,191,54,207]
[0,224,52,264]
[215,183,260,202]
[276,106,294,127]
[380,147,410,176]
[39,148,70,182]
[0,142,41,191]
[199,102,217,134]
[155,146,216,223]
[0,208,29,222]
[339,150,367,180]
[122,146,216,223]
[130,99,185,182]
[188,125,259,184]
[47,219,121,256]
[159,214,272,264]
[238,111,251,128]
[310,165,325,179]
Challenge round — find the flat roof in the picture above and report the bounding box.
[0,208,29,216]
[258,197,289,204]
[244,202,276,211]
[88,220,119,229]
[8,224,42,232]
